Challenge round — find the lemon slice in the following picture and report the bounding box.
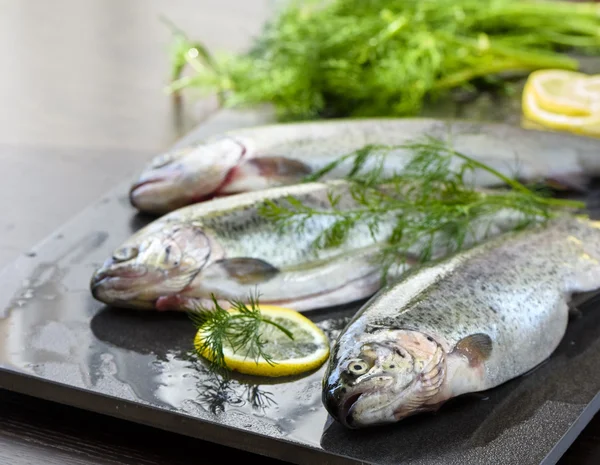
[522,80,600,138]
[194,305,330,377]
[573,76,600,102]
[525,69,592,117]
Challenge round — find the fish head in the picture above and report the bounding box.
[129,137,248,213]
[322,329,446,428]
[90,221,220,309]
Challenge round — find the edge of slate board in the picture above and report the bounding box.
[543,392,600,465]
[0,369,354,465]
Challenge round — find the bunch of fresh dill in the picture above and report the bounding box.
[165,0,600,120]
[259,137,585,272]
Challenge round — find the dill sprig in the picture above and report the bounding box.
[259,137,585,276]
[164,0,600,120]
[189,293,294,375]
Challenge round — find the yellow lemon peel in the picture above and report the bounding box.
[195,305,330,377]
[522,71,600,138]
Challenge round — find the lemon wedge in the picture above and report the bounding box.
[522,77,600,138]
[525,69,593,117]
[194,305,330,377]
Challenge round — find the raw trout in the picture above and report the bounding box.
[129,118,600,214]
[322,215,600,429]
[91,181,530,312]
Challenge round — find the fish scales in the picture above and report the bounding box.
[196,183,393,267]
[91,181,402,311]
[322,216,600,428]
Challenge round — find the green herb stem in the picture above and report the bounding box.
[433,60,545,90]
[189,293,294,375]
[263,137,585,273]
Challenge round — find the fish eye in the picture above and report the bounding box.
[112,246,139,262]
[347,359,370,376]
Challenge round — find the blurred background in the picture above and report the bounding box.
[0,0,271,266]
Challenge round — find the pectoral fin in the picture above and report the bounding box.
[544,173,590,193]
[247,157,313,178]
[452,333,493,367]
[569,306,583,320]
[214,258,280,284]
[218,157,313,194]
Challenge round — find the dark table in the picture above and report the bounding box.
[1,1,600,463]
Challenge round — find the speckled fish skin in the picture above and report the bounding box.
[94,181,396,312]
[91,180,530,312]
[322,216,600,429]
[129,117,600,214]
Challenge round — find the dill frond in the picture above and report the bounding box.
[189,292,294,376]
[258,137,585,282]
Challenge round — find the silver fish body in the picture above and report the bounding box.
[129,118,600,214]
[92,180,531,312]
[94,181,395,311]
[322,216,600,429]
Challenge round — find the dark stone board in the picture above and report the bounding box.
[3,103,600,465]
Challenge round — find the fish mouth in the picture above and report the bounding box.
[90,260,206,309]
[129,175,179,211]
[129,137,249,210]
[333,374,403,429]
[130,177,167,195]
[91,261,149,283]
[90,267,148,301]
[90,263,156,305]
[341,393,363,428]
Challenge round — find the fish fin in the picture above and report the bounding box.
[568,306,583,320]
[156,295,232,312]
[215,258,280,284]
[544,173,590,193]
[217,157,313,194]
[156,295,202,312]
[246,157,313,178]
[423,399,448,413]
[453,333,493,367]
